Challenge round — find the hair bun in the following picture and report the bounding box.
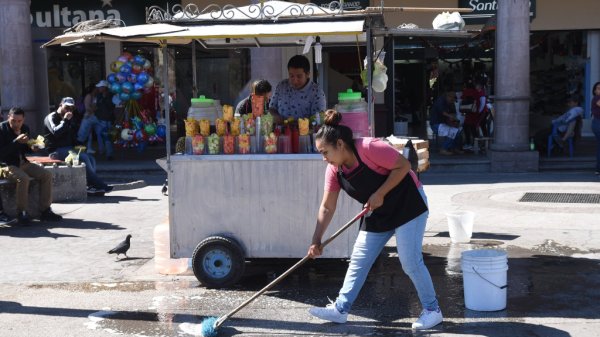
[323,109,342,126]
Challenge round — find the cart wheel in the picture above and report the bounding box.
[192,236,245,288]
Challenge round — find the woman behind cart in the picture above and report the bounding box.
[307,109,443,330]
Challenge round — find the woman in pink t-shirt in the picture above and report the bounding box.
[307,110,442,330]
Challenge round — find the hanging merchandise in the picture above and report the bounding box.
[107,52,163,152]
[361,50,388,93]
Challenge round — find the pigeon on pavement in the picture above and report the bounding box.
[108,234,132,260]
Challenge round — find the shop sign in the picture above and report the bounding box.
[459,0,536,25]
[30,0,180,28]
[311,0,369,11]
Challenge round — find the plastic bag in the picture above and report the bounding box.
[361,51,388,92]
[432,12,465,30]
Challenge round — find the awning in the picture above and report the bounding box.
[42,23,188,47]
[147,19,366,47]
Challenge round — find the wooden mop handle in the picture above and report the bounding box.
[214,207,370,329]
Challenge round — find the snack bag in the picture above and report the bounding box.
[238,134,250,154]
[185,118,198,136]
[216,118,227,136]
[199,119,210,136]
[223,105,234,122]
[27,135,46,149]
[223,135,235,154]
[192,135,205,155]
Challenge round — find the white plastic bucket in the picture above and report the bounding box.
[461,249,508,311]
[446,210,475,243]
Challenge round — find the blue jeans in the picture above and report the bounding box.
[431,124,457,151]
[97,120,114,158]
[77,115,103,152]
[592,118,600,171]
[334,188,439,314]
[55,147,108,189]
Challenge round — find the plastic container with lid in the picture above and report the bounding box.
[335,89,369,138]
[188,95,218,122]
[190,95,214,108]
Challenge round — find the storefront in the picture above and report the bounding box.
[31,0,178,110]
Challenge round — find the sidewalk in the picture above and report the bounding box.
[1,172,599,337]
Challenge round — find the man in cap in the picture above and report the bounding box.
[44,97,113,195]
[0,107,62,224]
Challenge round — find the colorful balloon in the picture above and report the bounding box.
[143,59,152,70]
[110,61,123,73]
[115,72,126,83]
[133,83,144,92]
[127,73,137,83]
[122,52,134,61]
[156,124,166,138]
[121,128,134,141]
[121,82,133,94]
[144,76,154,88]
[107,73,117,84]
[119,92,131,101]
[119,64,132,74]
[131,91,142,100]
[133,55,146,66]
[110,83,122,94]
[136,72,149,85]
[132,64,142,74]
[144,123,157,136]
[117,56,129,63]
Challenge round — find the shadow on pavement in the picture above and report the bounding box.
[0,218,125,238]
[85,195,161,204]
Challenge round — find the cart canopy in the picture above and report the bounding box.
[42,23,188,47]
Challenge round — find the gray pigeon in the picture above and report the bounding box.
[108,234,132,259]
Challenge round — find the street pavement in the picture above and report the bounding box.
[0,167,599,337]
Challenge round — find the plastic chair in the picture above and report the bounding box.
[547,124,574,157]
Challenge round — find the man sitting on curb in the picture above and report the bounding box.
[0,107,63,224]
[43,97,113,195]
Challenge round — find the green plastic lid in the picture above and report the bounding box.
[191,95,214,104]
[338,89,361,101]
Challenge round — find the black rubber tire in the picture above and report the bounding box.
[192,236,245,288]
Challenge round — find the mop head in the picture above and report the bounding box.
[200,316,219,337]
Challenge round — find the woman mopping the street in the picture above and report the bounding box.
[307,109,442,330]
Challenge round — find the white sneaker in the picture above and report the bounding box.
[308,303,348,323]
[411,307,443,330]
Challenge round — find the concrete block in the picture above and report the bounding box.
[0,179,41,218]
[48,165,86,202]
[489,150,539,172]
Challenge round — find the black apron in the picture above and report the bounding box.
[337,144,428,232]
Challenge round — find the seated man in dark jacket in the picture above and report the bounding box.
[0,107,62,224]
[44,97,112,194]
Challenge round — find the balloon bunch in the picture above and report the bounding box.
[107,52,154,105]
[116,111,165,152]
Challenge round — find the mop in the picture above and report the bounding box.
[198,207,370,337]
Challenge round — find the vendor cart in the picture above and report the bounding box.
[44,1,472,288]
